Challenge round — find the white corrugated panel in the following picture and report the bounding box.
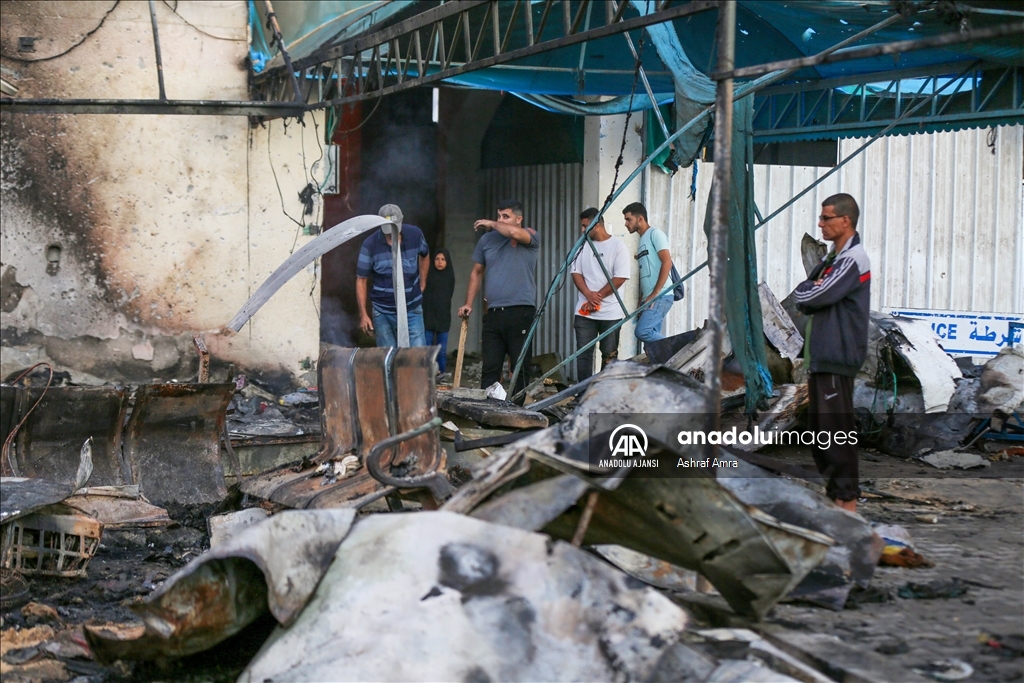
[482,164,584,366]
[646,124,1024,337]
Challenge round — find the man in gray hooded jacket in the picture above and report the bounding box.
[794,193,871,513]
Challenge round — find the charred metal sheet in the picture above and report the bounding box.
[717,459,884,611]
[124,383,234,506]
[0,477,74,524]
[12,386,128,486]
[391,346,441,466]
[86,510,355,662]
[365,417,453,500]
[591,545,700,592]
[450,362,835,618]
[351,346,394,448]
[239,512,690,683]
[471,473,589,532]
[62,489,172,530]
[537,466,833,618]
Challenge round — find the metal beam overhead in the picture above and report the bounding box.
[252,0,720,110]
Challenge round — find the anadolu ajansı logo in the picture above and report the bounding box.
[608,424,648,458]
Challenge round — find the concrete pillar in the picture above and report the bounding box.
[583,113,645,359]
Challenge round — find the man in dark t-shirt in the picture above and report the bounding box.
[356,204,430,347]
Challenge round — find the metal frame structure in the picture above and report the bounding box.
[253,0,718,109]
[752,63,1024,141]
[3,0,1021,414]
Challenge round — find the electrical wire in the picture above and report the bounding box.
[161,0,244,41]
[267,123,306,232]
[332,90,385,135]
[1,1,119,63]
[2,363,55,477]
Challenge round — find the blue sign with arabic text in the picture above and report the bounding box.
[886,309,1024,358]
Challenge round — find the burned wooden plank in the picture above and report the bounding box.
[437,393,548,429]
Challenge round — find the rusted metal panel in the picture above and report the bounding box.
[242,347,448,509]
[392,346,441,466]
[317,346,359,460]
[14,386,128,486]
[352,347,394,450]
[124,383,234,506]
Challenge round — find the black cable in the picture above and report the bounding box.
[267,124,306,233]
[1,1,119,63]
[333,91,384,134]
[162,0,243,41]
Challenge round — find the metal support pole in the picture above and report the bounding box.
[263,0,304,103]
[390,227,410,347]
[624,31,672,144]
[705,1,735,441]
[147,0,167,101]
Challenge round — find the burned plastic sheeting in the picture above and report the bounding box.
[716,458,884,611]
[0,477,75,524]
[240,512,690,683]
[86,510,355,661]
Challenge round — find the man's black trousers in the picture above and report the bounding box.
[808,372,859,502]
[481,305,534,405]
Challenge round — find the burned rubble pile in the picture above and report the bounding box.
[1,290,1022,682]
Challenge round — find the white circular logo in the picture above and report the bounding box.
[608,424,648,458]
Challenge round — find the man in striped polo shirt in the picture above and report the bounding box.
[356,204,430,347]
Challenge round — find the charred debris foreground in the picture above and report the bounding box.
[1,273,1023,682]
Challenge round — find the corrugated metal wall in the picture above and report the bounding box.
[646,124,1024,336]
[482,163,584,364]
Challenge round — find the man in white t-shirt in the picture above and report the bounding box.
[571,208,631,381]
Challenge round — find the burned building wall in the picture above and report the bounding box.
[1,1,322,386]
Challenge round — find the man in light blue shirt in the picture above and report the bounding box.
[623,202,673,346]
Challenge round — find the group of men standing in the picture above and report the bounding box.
[355,193,870,511]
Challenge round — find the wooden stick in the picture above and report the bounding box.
[453,317,469,387]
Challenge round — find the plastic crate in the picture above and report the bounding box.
[0,511,103,577]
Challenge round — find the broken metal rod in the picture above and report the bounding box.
[527,375,596,412]
[623,30,672,145]
[705,0,735,441]
[147,0,167,101]
[571,491,600,547]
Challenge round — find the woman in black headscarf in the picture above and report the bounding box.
[422,247,456,374]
